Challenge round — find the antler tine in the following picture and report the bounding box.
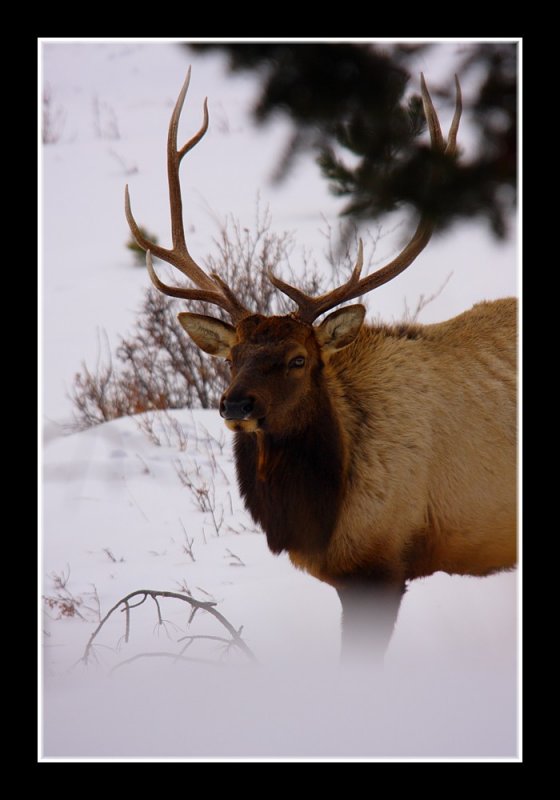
[272,76,462,325]
[419,73,444,151]
[167,66,210,263]
[125,69,249,322]
[445,75,462,156]
[144,251,247,322]
[268,240,365,322]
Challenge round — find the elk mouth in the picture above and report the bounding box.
[224,417,265,433]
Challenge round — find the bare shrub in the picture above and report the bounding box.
[43,567,100,622]
[70,208,326,430]
[135,410,189,450]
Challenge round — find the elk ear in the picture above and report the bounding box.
[177,312,236,357]
[316,305,365,355]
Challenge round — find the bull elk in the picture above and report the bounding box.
[125,69,517,663]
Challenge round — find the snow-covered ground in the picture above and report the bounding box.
[40,40,519,761]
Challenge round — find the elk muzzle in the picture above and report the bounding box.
[220,393,262,432]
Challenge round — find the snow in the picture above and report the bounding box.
[40,40,519,761]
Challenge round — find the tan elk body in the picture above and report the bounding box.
[288,297,517,586]
[126,69,517,659]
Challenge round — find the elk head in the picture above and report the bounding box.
[125,68,462,437]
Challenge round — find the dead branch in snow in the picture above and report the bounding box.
[82,588,257,666]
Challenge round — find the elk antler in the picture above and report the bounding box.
[269,75,463,325]
[125,68,249,323]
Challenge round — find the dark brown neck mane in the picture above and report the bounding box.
[233,377,347,555]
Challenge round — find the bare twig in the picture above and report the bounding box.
[162,411,189,451]
[198,423,226,455]
[225,548,245,567]
[103,547,124,564]
[402,272,454,323]
[227,521,262,536]
[195,587,216,601]
[82,589,256,665]
[179,518,196,562]
[49,565,71,591]
[175,465,224,537]
[110,651,220,674]
[153,595,163,625]
[175,579,192,596]
[177,634,241,660]
[87,584,102,622]
[207,502,224,538]
[135,413,161,446]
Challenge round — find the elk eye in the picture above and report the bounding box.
[289,356,306,369]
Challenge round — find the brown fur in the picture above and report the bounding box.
[234,385,346,554]
[212,299,517,589]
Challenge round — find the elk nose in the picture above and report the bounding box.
[220,396,255,420]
